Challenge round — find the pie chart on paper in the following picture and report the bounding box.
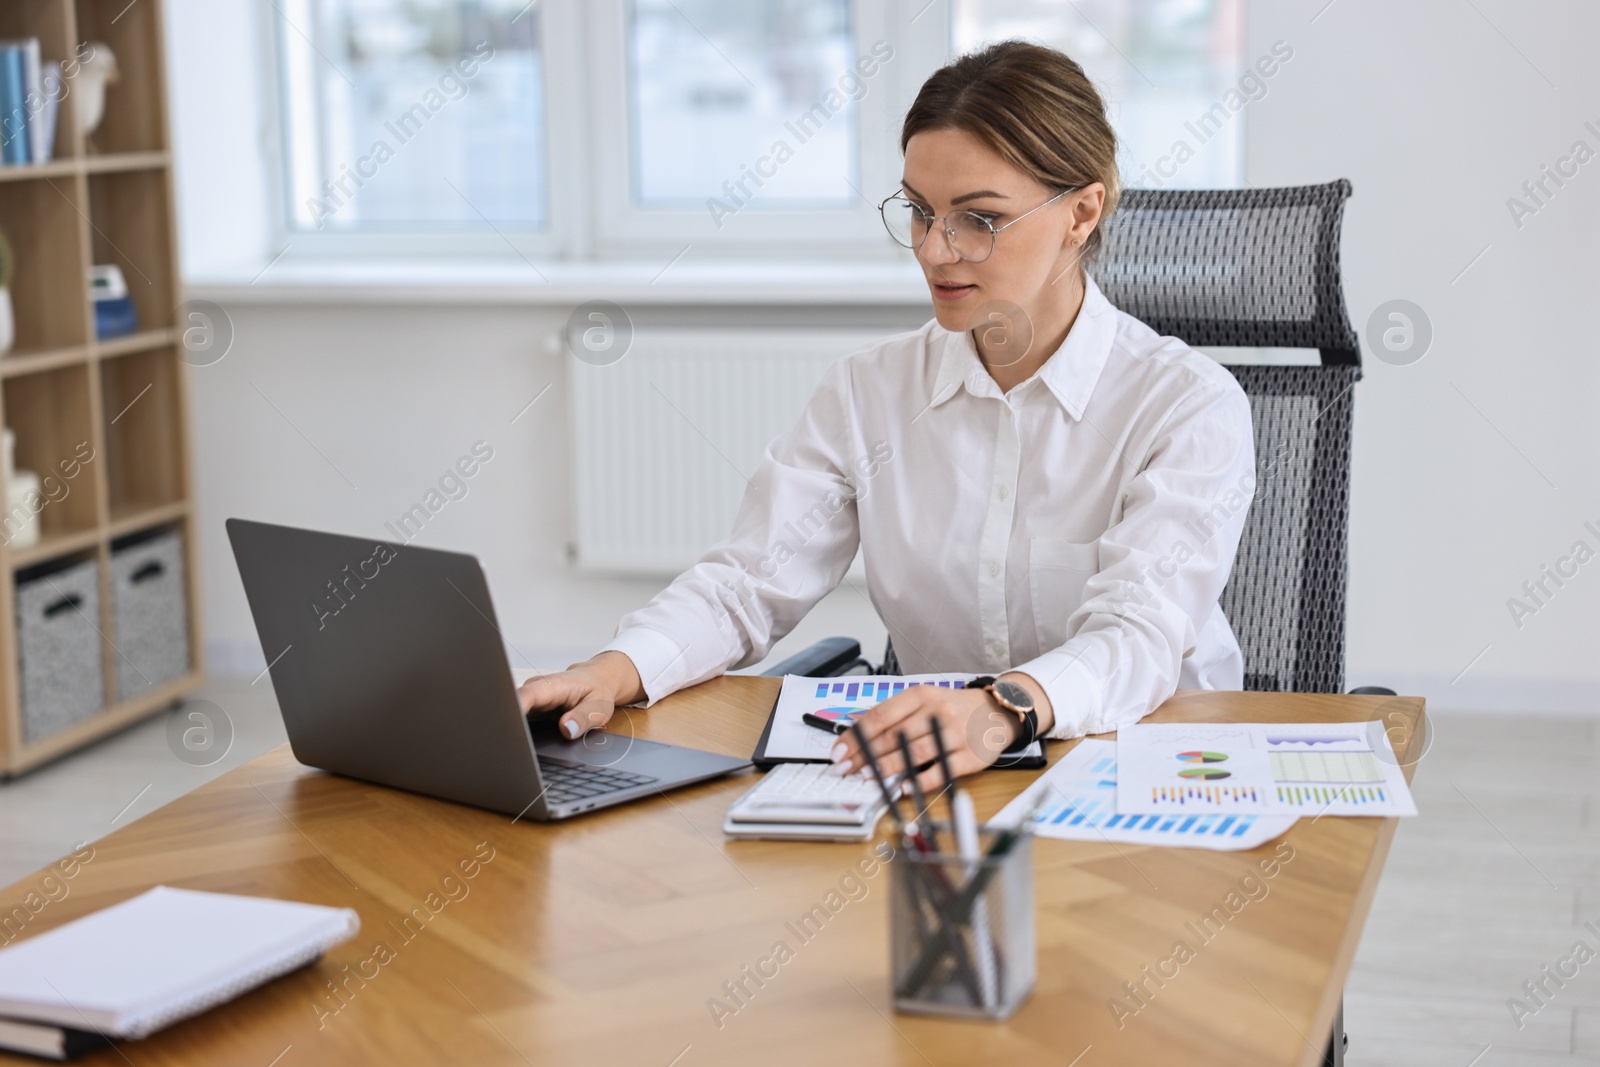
[1178,766,1233,780]
[1175,751,1229,763]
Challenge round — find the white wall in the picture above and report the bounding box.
[1247,1,1599,709]
[170,0,1597,711]
[183,301,895,678]
[165,0,272,275]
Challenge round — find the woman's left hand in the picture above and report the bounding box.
[828,674,1053,799]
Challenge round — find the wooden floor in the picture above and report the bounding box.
[0,680,288,883]
[1341,712,1600,1066]
[0,689,1594,1064]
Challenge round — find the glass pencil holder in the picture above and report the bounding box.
[889,824,1035,1020]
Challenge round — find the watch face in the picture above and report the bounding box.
[993,680,1033,712]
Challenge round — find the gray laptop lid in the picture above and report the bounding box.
[226,518,545,816]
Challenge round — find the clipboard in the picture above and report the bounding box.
[751,676,1048,770]
[751,685,811,769]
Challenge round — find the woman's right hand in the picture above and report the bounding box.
[517,651,646,740]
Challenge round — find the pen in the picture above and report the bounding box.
[952,790,999,1009]
[802,711,854,735]
[897,826,1025,999]
[895,728,989,1003]
[850,722,982,1000]
[932,717,997,1008]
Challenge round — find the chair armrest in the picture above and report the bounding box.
[761,637,867,678]
[1348,686,1397,696]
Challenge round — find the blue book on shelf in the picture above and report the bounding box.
[0,46,26,165]
[38,62,61,163]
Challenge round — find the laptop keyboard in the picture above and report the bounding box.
[539,756,659,806]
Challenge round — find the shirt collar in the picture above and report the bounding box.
[927,272,1118,420]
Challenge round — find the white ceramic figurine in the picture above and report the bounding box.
[74,41,120,141]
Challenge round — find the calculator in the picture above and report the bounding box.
[723,762,894,841]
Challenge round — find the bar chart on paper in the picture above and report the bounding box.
[993,741,1296,851]
[762,674,979,762]
[804,678,972,728]
[1270,749,1392,808]
[811,677,970,701]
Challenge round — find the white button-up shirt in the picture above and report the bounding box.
[600,275,1255,739]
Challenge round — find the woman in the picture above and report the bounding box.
[520,41,1254,795]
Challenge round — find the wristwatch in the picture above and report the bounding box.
[967,675,1038,755]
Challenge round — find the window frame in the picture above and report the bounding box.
[264,0,589,261]
[260,0,1239,265]
[582,0,916,257]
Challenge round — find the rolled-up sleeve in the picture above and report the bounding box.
[1011,376,1255,738]
[598,360,865,706]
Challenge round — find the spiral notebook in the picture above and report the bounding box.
[0,886,358,1053]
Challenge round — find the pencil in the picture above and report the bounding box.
[898,731,938,852]
[931,717,958,807]
[851,721,903,828]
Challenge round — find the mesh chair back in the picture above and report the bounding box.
[1217,364,1356,693]
[1097,181,1361,693]
[1095,182,1360,365]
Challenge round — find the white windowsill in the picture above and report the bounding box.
[184,257,934,307]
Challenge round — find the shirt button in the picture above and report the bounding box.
[989,561,1001,577]
[991,641,1004,656]
[997,485,1009,500]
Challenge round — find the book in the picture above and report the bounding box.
[0,886,359,1053]
[0,1017,106,1061]
[37,61,61,163]
[0,45,27,165]
[11,39,42,163]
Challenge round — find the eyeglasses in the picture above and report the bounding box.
[877,187,1076,263]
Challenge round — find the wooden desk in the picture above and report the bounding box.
[0,681,1423,1066]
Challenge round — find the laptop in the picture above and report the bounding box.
[226,518,750,819]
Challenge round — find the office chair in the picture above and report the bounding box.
[762,180,1385,1066]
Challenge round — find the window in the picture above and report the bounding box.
[586,0,901,254]
[269,0,1244,258]
[952,0,1246,189]
[628,0,859,207]
[278,0,547,233]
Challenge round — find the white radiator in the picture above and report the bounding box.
[570,327,893,577]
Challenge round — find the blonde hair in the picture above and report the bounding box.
[901,40,1120,261]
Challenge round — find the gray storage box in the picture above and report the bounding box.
[16,556,107,743]
[110,528,192,701]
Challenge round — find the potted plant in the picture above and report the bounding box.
[0,227,12,357]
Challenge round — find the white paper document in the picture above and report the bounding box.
[763,674,970,760]
[1115,721,1418,817]
[761,673,1042,763]
[992,740,1296,850]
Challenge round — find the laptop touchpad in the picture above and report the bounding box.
[533,731,670,763]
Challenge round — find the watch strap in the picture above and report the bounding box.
[1002,708,1039,754]
[968,676,1039,754]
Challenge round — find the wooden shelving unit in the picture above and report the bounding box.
[0,0,201,775]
